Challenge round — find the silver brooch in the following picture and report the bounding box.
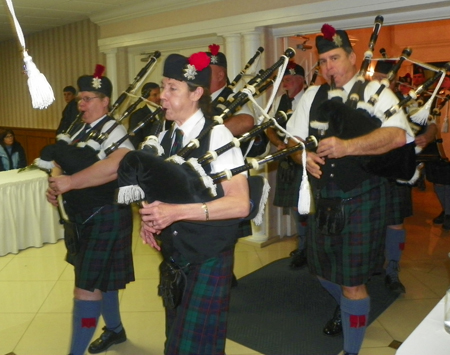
[92,77,102,89]
[210,55,219,64]
[184,64,197,80]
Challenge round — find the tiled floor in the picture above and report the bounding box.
[1,181,449,355]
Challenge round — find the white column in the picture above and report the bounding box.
[104,48,118,102]
[222,34,241,80]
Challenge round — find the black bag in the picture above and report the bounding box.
[158,259,189,309]
[242,131,269,158]
[63,220,81,255]
[278,156,296,183]
[315,197,351,235]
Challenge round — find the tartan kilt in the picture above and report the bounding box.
[307,178,389,287]
[68,204,135,292]
[273,159,302,207]
[164,248,234,355]
[386,181,413,225]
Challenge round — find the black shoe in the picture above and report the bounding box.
[88,326,126,354]
[433,211,445,225]
[323,305,342,336]
[289,249,307,269]
[385,274,406,293]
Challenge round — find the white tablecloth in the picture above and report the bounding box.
[396,297,450,355]
[0,168,64,256]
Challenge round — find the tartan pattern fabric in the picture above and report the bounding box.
[273,161,302,207]
[164,248,234,355]
[70,204,135,292]
[386,181,413,225]
[307,177,389,286]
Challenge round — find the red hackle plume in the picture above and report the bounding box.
[93,64,105,78]
[208,44,220,56]
[189,52,211,71]
[321,24,336,41]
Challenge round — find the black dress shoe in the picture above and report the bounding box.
[385,274,406,293]
[289,249,307,269]
[323,305,342,336]
[88,326,126,354]
[433,211,445,225]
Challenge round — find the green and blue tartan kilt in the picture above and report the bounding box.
[68,204,134,292]
[273,161,302,208]
[386,181,413,225]
[307,177,389,287]
[164,248,234,355]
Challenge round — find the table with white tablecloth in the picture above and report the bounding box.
[0,168,64,256]
[396,297,450,355]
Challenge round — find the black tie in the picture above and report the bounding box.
[170,128,184,155]
[72,123,91,143]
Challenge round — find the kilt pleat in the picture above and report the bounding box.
[273,161,302,207]
[71,204,134,292]
[387,182,413,225]
[164,248,234,355]
[307,178,389,286]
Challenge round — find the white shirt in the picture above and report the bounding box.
[287,76,414,142]
[72,115,135,152]
[160,109,246,175]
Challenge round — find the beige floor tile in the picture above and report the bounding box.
[13,313,71,355]
[120,279,164,312]
[234,250,265,279]
[376,297,440,341]
[0,313,36,355]
[0,254,66,281]
[39,280,74,313]
[359,347,397,355]
[132,253,163,280]
[0,280,56,313]
[0,253,14,271]
[100,311,166,355]
[225,338,261,355]
[363,320,394,348]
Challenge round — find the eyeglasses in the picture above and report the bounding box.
[78,96,100,103]
[4,135,13,139]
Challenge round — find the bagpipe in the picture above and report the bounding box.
[165,47,295,161]
[309,14,450,182]
[212,46,264,111]
[33,51,163,173]
[115,48,301,224]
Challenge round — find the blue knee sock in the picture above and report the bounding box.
[318,278,341,303]
[341,296,370,355]
[70,299,101,355]
[385,228,405,276]
[101,290,123,332]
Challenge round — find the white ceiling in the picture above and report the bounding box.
[0,0,221,43]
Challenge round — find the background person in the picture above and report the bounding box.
[0,129,27,171]
[56,85,79,135]
[46,67,135,355]
[128,82,165,148]
[266,61,308,269]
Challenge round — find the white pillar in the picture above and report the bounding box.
[104,48,118,102]
[222,34,241,80]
